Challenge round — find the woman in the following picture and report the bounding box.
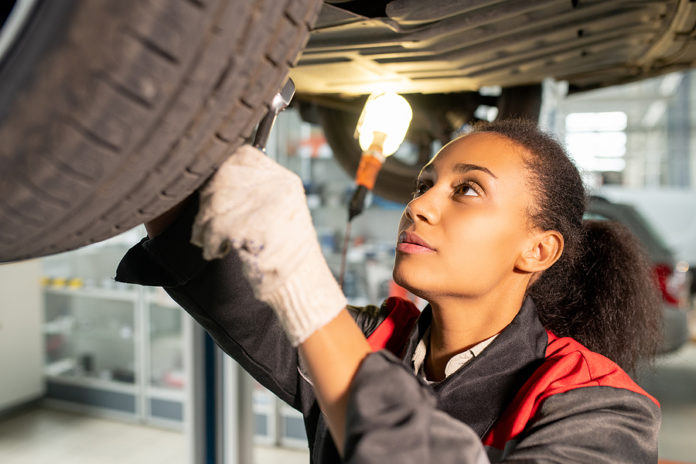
[117,119,662,463]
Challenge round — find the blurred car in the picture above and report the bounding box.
[586,195,691,354]
[2,0,696,261]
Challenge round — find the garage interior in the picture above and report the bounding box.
[1,69,695,463]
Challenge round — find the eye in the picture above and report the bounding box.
[454,181,480,197]
[412,179,431,198]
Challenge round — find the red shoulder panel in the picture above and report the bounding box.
[483,331,658,449]
[366,296,421,356]
[541,332,658,404]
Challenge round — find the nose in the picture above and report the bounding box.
[405,190,439,225]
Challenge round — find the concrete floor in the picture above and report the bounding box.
[0,407,188,464]
[639,340,696,463]
[0,407,309,464]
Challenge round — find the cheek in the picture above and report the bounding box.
[455,209,521,251]
[436,214,525,293]
[443,213,524,277]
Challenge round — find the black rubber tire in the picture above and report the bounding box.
[319,84,542,204]
[0,0,322,262]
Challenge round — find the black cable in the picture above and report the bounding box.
[348,185,368,221]
[338,220,352,290]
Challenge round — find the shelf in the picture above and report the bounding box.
[146,386,184,401]
[44,325,135,341]
[45,358,77,376]
[43,318,73,335]
[44,287,139,302]
[46,373,137,394]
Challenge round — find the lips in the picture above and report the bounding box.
[397,231,436,254]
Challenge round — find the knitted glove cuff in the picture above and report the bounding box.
[261,248,347,346]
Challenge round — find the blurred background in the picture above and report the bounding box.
[1,71,695,463]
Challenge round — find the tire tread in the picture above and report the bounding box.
[0,0,322,261]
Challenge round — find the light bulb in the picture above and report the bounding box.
[355,92,413,156]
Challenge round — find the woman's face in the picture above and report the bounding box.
[393,132,538,300]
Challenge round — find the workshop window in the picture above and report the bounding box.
[565,111,627,174]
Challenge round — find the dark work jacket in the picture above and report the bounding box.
[115,198,660,463]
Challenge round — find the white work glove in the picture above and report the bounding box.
[191,144,346,346]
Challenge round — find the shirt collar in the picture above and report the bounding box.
[412,326,499,382]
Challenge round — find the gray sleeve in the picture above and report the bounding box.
[503,387,660,463]
[344,351,490,464]
[115,197,311,411]
[343,351,660,464]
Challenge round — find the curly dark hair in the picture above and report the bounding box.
[470,119,662,374]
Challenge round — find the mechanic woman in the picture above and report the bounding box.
[116,120,661,463]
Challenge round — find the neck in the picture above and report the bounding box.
[424,285,526,381]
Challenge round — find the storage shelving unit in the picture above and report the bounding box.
[41,233,193,430]
[42,285,192,428]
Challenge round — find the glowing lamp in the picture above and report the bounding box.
[355,92,413,156]
[348,93,413,220]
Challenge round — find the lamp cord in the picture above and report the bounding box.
[338,220,351,290]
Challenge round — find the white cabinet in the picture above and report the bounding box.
[42,285,192,428]
[0,260,44,411]
[40,232,193,429]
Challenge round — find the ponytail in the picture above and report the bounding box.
[529,220,662,373]
[471,119,662,374]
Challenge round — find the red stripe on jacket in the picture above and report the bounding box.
[366,296,420,356]
[482,331,659,449]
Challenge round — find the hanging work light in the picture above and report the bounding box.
[348,92,413,220]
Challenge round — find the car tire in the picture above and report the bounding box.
[0,0,322,262]
[318,84,542,204]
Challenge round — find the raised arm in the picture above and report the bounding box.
[116,191,311,410]
[299,310,371,449]
[187,144,361,444]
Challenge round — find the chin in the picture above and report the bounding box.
[392,264,429,300]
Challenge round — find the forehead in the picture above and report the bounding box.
[422,132,529,176]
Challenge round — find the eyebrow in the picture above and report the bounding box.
[422,163,498,179]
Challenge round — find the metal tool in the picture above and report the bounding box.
[252,78,295,150]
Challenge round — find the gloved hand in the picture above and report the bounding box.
[190,144,346,346]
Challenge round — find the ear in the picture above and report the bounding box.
[515,230,564,273]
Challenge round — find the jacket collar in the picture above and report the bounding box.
[401,296,548,438]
